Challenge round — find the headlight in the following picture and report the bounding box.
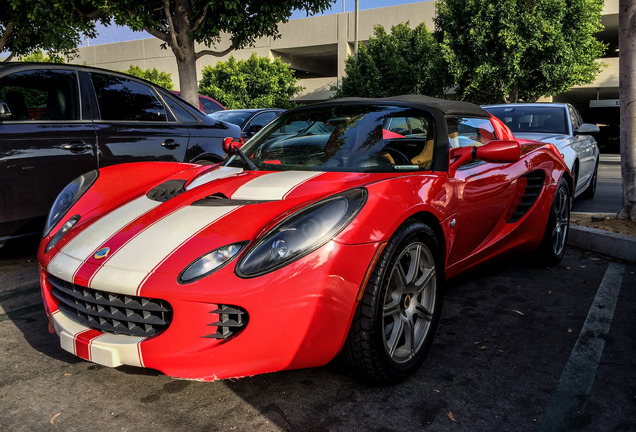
[43,170,98,237]
[45,215,80,253]
[237,188,367,277]
[179,242,248,284]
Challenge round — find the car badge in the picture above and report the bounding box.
[94,247,110,260]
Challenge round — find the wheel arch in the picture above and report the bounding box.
[402,211,447,271]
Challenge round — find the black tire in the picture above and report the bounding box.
[580,161,598,200]
[536,177,571,266]
[341,219,443,384]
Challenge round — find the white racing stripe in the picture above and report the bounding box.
[186,166,244,190]
[52,310,145,368]
[89,205,240,295]
[48,196,161,281]
[231,171,324,200]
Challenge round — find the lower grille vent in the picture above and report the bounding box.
[48,274,172,337]
[203,304,248,340]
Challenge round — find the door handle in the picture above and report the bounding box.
[161,139,181,149]
[62,141,92,152]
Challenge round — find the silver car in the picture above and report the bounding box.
[483,103,600,199]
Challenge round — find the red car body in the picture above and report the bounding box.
[38,96,571,383]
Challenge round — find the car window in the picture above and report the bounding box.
[200,97,223,114]
[0,69,80,121]
[447,118,496,149]
[90,73,167,122]
[161,94,198,123]
[249,112,277,128]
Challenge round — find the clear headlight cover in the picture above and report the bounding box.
[44,170,98,237]
[179,242,248,284]
[237,188,367,277]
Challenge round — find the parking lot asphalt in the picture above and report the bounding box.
[1,242,634,432]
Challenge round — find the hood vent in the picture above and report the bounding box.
[147,179,187,202]
[192,193,271,207]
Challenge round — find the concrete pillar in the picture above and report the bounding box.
[337,12,352,86]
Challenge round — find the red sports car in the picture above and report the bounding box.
[38,95,571,384]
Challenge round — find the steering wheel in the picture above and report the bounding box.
[383,147,412,165]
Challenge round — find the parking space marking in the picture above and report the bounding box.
[538,262,625,432]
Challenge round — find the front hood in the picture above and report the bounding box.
[44,165,392,294]
[513,132,569,145]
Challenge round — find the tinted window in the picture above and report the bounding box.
[0,69,80,121]
[91,73,167,121]
[162,94,198,123]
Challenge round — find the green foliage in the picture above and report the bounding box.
[19,50,65,63]
[434,0,607,103]
[334,22,450,99]
[199,53,303,109]
[92,1,335,53]
[1,0,96,59]
[119,65,174,89]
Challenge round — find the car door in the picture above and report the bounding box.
[87,72,189,167]
[568,105,597,190]
[447,117,523,266]
[0,68,97,238]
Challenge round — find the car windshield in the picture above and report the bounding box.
[223,104,435,173]
[209,110,252,127]
[486,106,568,135]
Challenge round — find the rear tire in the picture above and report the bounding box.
[341,220,443,384]
[536,177,570,266]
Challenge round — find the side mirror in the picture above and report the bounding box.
[575,123,600,135]
[222,136,244,154]
[0,101,12,120]
[449,140,521,173]
[244,124,263,137]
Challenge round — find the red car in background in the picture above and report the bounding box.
[38,95,572,384]
[172,91,225,114]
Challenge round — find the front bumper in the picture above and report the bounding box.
[40,240,381,380]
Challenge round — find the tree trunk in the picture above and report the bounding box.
[618,0,636,221]
[173,39,199,108]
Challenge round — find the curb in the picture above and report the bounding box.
[568,224,636,263]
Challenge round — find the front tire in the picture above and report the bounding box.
[536,177,571,266]
[341,220,443,384]
[580,161,598,200]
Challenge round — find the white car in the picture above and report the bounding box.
[483,103,600,199]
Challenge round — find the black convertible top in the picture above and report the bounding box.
[309,94,491,118]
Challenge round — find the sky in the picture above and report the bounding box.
[82,0,428,46]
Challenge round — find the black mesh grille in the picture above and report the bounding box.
[509,170,545,223]
[203,304,248,340]
[48,274,172,337]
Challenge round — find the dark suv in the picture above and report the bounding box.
[0,63,240,245]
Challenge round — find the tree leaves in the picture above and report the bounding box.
[334,22,449,99]
[434,0,607,103]
[198,53,302,109]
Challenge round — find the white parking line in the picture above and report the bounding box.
[537,262,625,431]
